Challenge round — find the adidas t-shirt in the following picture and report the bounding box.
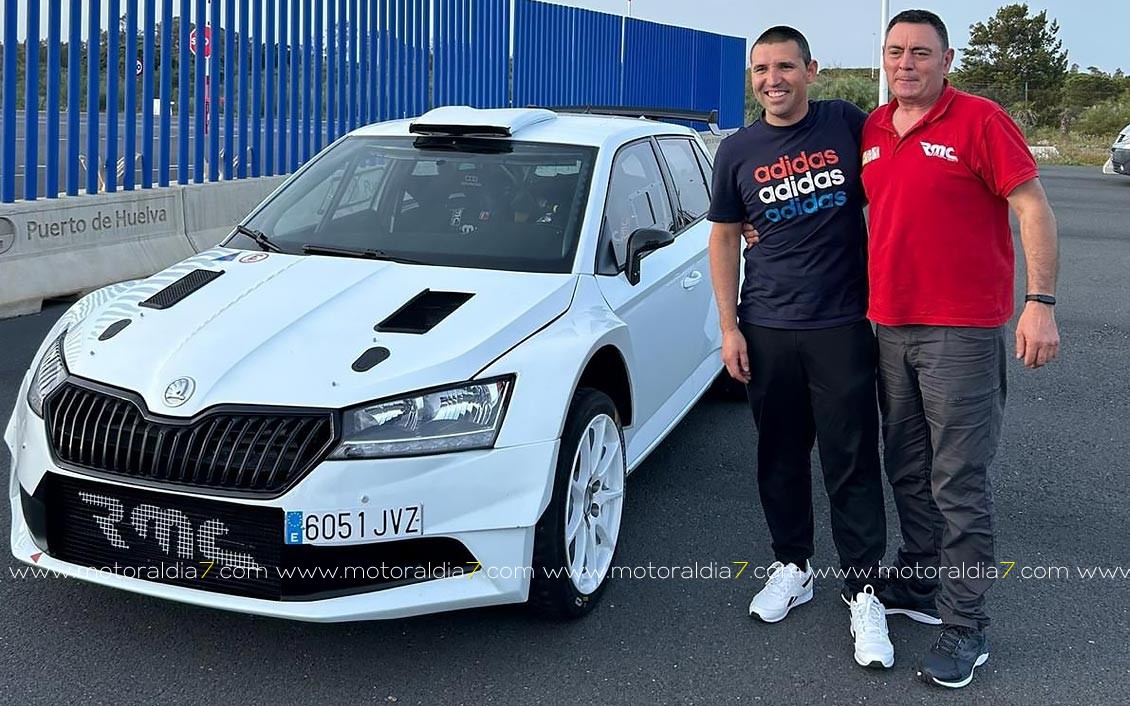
[708,99,869,330]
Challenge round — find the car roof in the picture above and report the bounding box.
[349,106,702,149]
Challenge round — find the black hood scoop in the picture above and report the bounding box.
[139,269,225,310]
[376,290,474,334]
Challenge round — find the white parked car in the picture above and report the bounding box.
[6,106,725,621]
[1107,123,1130,176]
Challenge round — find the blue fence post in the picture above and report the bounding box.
[23,0,40,200]
[0,0,15,203]
[46,0,61,198]
[369,0,378,119]
[209,0,220,181]
[337,0,346,129]
[193,0,205,183]
[224,0,235,179]
[345,0,354,128]
[66,0,82,195]
[251,0,262,177]
[358,0,367,125]
[277,0,287,173]
[106,0,120,193]
[124,0,137,191]
[178,0,190,184]
[265,0,275,175]
[158,0,171,186]
[86,0,102,195]
[238,0,249,178]
[302,0,312,159]
[325,0,335,141]
[289,0,299,171]
[313,0,322,153]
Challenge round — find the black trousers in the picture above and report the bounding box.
[877,325,1006,630]
[740,320,886,593]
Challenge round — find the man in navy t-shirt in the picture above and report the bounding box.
[707,26,895,669]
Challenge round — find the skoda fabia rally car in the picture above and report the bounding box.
[7,106,725,621]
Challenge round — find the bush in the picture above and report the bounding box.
[1074,98,1130,137]
[809,74,879,113]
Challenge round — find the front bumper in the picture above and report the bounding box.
[1112,148,1130,175]
[7,396,560,621]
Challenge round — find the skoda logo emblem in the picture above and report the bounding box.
[164,377,196,407]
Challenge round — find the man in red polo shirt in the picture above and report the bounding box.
[861,9,1061,689]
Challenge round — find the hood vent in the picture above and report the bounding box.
[139,269,224,310]
[376,290,474,334]
[352,346,391,372]
[98,319,133,341]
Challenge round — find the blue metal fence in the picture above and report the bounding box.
[0,0,748,203]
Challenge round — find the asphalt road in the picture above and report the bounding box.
[1,166,1128,705]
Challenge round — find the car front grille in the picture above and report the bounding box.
[43,381,337,497]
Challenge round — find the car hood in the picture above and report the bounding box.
[62,248,577,415]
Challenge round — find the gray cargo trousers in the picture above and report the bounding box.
[876,324,1007,630]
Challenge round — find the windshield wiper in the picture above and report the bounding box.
[301,244,429,265]
[234,224,283,252]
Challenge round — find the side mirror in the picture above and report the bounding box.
[625,227,675,285]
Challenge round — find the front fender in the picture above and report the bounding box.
[479,276,632,449]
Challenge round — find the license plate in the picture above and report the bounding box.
[284,505,423,545]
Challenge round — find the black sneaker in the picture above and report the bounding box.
[878,579,942,625]
[918,625,990,688]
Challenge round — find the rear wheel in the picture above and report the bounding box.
[529,388,626,619]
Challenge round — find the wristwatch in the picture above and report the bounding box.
[1025,294,1056,306]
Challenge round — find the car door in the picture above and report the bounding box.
[655,136,721,370]
[594,139,710,432]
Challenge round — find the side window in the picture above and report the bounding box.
[658,138,711,226]
[692,142,714,190]
[602,141,675,269]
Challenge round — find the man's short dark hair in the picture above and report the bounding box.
[887,9,949,50]
[752,26,812,65]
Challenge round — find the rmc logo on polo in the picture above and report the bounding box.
[921,141,958,162]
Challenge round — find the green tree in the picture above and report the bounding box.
[959,3,1068,125]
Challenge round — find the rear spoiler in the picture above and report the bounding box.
[547,106,721,134]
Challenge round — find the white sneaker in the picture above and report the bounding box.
[845,585,895,668]
[748,561,813,623]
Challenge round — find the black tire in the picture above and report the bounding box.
[529,388,625,619]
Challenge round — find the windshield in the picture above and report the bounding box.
[236,136,597,273]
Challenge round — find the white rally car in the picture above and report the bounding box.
[6,106,725,621]
[1106,123,1130,176]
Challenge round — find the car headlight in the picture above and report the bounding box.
[27,331,69,418]
[328,376,514,459]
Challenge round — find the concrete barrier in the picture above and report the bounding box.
[0,176,289,318]
[182,177,288,252]
[0,189,191,318]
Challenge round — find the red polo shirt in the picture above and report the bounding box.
[861,84,1039,327]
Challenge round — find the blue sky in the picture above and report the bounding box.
[5,1,1123,74]
[568,0,1124,73]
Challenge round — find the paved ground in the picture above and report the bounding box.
[1,166,1127,705]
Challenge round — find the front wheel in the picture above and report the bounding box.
[529,388,626,619]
